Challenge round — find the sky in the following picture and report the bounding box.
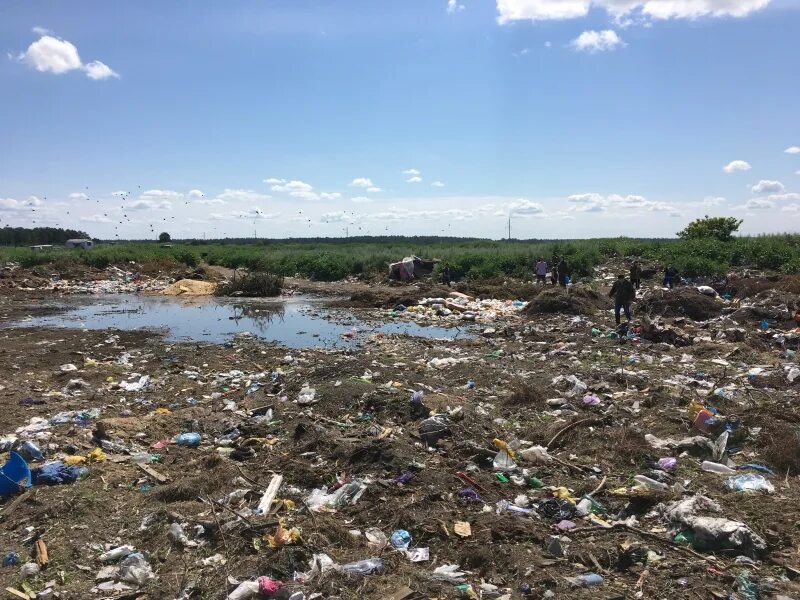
[1,0,799,240]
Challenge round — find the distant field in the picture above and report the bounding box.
[2,235,800,281]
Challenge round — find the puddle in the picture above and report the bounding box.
[2,295,470,348]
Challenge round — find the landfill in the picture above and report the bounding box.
[2,261,800,598]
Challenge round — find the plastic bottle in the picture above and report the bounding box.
[99,545,135,562]
[174,433,201,447]
[701,461,736,475]
[569,573,604,587]
[339,558,385,575]
[633,475,669,491]
[17,441,44,462]
[576,498,593,517]
[130,452,156,464]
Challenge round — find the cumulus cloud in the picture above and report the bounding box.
[268,179,339,201]
[403,168,421,176]
[215,189,271,203]
[139,189,183,202]
[68,192,89,201]
[12,31,119,80]
[447,0,466,13]
[432,181,445,188]
[350,177,375,188]
[506,198,545,217]
[700,196,726,206]
[187,189,205,199]
[786,146,800,155]
[751,180,784,194]
[366,186,382,193]
[0,197,43,212]
[351,196,373,204]
[745,198,774,210]
[406,176,423,183]
[496,0,772,23]
[80,214,112,223]
[567,192,677,213]
[723,160,751,173]
[768,192,800,202]
[111,190,129,197]
[126,199,172,211]
[571,30,625,52]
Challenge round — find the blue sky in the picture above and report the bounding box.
[1,0,799,239]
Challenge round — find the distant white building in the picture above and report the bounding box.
[65,239,94,250]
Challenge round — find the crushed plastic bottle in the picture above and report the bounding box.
[567,573,604,587]
[701,461,737,475]
[339,558,385,575]
[174,432,201,447]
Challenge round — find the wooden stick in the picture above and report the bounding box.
[35,539,49,567]
[547,417,600,449]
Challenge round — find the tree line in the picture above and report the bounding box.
[0,227,91,246]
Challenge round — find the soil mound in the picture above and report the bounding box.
[161,278,217,296]
[524,287,602,315]
[638,288,722,321]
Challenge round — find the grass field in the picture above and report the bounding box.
[3,235,800,281]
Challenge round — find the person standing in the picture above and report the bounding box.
[551,254,560,285]
[442,265,452,287]
[630,260,642,290]
[609,273,635,325]
[535,257,548,284]
[663,266,677,289]
[558,257,568,287]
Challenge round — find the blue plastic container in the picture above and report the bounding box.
[0,452,32,498]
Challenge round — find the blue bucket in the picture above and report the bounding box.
[0,452,32,498]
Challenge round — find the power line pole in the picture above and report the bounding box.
[508,217,511,241]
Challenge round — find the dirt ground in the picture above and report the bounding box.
[1,265,800,599]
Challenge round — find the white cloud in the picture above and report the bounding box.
[570,30,625,52]
[496,0,772,23]
[751,179,784,194]
[111,190,129,197]
[351,196,373,204]
[406,176,423,183]
[68,192,89,201]
[745,198,774,210]
[214,189,271,204]
[13,33,119,80]
[447,0,466,13]
[350,177,375,188]
[786,146,800,155]
[568,192,604,203]
[567,192,677,213]
[268,179,338,201]
[140,189,183,201]
[506,198,545,217]
[695,196,726,207]
[723,160,751,173]
[403,168,421,176]
[321,210,356,223]
[432,181,446,188]
[31,26,52,36]
[80,214,112,223]
[367,186,382,193]
[127,199,173,211]
[0,197,43,212]
[84,60,119,80]
[187,189,205,199]
[768,192,800,202]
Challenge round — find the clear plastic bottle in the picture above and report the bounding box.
[570,573,604,587]
[701,461,736,475]
[339,558,385,575]
[633,475,669,491]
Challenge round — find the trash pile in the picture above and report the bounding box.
[1,266,800,599]
[389,291,527,324]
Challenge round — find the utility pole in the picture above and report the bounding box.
[508,217,511,241]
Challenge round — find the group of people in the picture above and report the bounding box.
[534,256,569,287]
[610,261,680,326]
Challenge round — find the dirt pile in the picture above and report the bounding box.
[524,286,603,315]
[638,288,723,321]
[161,278,217,296]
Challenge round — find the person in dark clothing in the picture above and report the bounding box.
[558,257,568,287]
[663,266,678,289]
[535,257,548,284]
[551,255,560,285]
[630,261,641,290]
[442,265,452,287]
[609,273,635,325]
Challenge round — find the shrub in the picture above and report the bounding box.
[215,271,283,297]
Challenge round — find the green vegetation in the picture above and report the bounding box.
[0,226,90,246]
[2,231,800,281]
[159,232,171,242]
[215,271,283,297]
[677,216,743,242]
